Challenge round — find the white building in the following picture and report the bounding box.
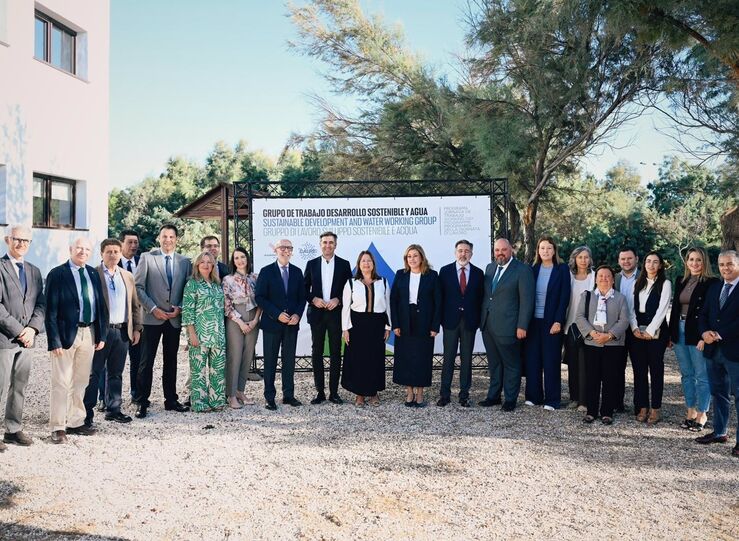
[0,0,109,275]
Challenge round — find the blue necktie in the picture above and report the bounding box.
[492,266,503,292]
[719,282,731,309]
[281,265,289,293]
[16,263,27,294]
[165,255,173,289]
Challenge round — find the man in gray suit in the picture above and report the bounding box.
[0,225,45,451]
[134,224,192,418]
[479,238,535,411]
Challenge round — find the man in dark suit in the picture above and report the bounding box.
[45,237,109,444]
[0,225,45,451]
[201,235,229,279]
[83,239,143,426]
[304,231,352,404]
[437,240,484,408]
[479,238,534,411]
[134,224,192,418]
[255,239,306,410]
[118,229,141,402]
[696,250,739,457]
[614,247,639,413]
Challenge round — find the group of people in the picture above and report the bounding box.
[0,224,736,459]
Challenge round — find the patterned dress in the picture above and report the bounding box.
[182,277,227,412]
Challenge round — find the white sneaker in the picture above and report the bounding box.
[543,405,555,411]
[525,400,535,406]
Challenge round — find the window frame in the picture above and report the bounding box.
[33,174,77,230]
[34,10,77,75]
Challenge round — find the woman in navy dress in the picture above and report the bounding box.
[391,244,442,407]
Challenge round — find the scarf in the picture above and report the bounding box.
[594,288,615,327]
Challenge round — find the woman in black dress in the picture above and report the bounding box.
[391,244,442,407]
[341,251,391,406]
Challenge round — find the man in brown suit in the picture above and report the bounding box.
[83,239,143,425]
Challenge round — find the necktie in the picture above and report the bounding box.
[459,266,467,295]
[281,265,289,293]
[719,282,732,309]
[126,259,133,273]
[79,268,92,323]
[165,255,173,289]
[492,265,503,292]
[16,262,27,294]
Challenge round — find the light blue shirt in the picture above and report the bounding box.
[104,267,127,324]
[68,261,96,323]
[534,265,553,318]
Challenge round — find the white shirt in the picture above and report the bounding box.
[456,262,468,287]
[565,271,594,331]
[409,272,421,304]
[68,261,97,323]
[341,278,391,331]
[320,256,335,303]
[120,256,137,274]
[722,277,739,299]
[630,279,672,336]
[103,266,127,325]
[493,258,513,282]
[8,255,24,279]
[161,250,176,278]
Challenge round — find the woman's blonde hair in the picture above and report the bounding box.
[403,244,431,274]
[192,251,220,284]
[682,247,714,281]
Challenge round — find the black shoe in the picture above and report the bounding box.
[66,425,97,436]
[135,404,148,419]
[437,397,451,407]
[310,394,326,405]
[695,432,728,445]
[265,400,277,411]
[3,431,33,446]
[501,401,516,412]
[478,398,502,407]
[404,401,416,407]
[105,411,133,424]
[328,395,344,405]
[184,398,191,408]
[165,401,190,412]
[732,445,739,458]
[459,398,471,408]
[283,397,302,407]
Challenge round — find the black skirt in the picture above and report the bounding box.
[341,311,387,396]
[392,304,434,387]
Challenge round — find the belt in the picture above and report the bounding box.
[109,322,127,329]
[77,322,93,328]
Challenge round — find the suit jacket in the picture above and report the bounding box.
[255,261,306,333]
[216,261,229,280]
[390,269,442,335]
[438,261,483,330]
[575,290,630,347]
[117,254,141,273]
[45,262,109,350]
[0,255,46,348]
[531,263,571,327]
[135,249,192,328]
[97,265,144,341]
[699,280,739,362]
[480,258,535,337]
[668,276,719,345]
[303,255,352,324]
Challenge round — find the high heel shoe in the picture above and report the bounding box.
[647,408,661,425]
[636,408,648,422]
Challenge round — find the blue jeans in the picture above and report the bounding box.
[673,320,711,412]
[706,346,739,444]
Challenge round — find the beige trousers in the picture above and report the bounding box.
[49,327,95,432]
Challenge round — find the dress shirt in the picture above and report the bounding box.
[629,279,672,336]
[721,277,738,299]
[409,272,421,304]
[618,271,637,313]
[494,258,514,282]
[120,255,137,274]
[161,250,176,276]
[341,278,391,331]
[68,260,97,323]
[456,262,468,285]
[104,266,127,324]
[321,256,335,303]
[8,255,23,278]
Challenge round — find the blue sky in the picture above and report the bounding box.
[110,0,684,189]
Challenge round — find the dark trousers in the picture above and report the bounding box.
[616,328,633,409]
[137,321,181,407]
[84,327,129,423]
[564,331,587,406]
[482,328,522,405]
[262,325,298,402]
[524,318,563,408]
[310,309,342,397]
[584,345,622,418]
[128,341,142,401]
[440,318,475,401]
[629,336,666,409]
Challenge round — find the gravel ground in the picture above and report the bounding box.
[0,336,737,541]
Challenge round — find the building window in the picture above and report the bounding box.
[33,174,76,228]
[34,10,76,74]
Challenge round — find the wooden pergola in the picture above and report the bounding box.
[174,182,249,263]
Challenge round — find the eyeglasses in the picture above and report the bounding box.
[107,274,116,291]
[276,246,294,251]
[10,237,31,245]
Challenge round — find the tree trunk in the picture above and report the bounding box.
[523,198,539,263]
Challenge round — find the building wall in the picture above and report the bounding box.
[0,0,109,274]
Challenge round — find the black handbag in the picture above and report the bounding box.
[568,290,591,346]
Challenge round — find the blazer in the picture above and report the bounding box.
[531,262,571,327]
[216,261,229,280]
[97,265,144,341]
[135,249,192,328]
[255,261,306,333]
[699,280,739,362]
[438,262,483,330]
[117,254,141,271]
[45,262,109,350]
[575,289,630,347]
[303,255,352,324]
[390,269,442,335]
[668,276,719,345]
[0,255,46,348]
[480,258,535,337]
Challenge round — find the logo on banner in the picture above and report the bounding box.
[298,243,318,260]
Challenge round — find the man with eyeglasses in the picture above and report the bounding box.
[83,239,143,426]
[0,225,45,451]
[200,235,229,278]
[255,239,306,410]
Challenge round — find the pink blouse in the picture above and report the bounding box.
[222,272,258,320]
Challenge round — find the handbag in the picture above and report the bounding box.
[568,290,591,346]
